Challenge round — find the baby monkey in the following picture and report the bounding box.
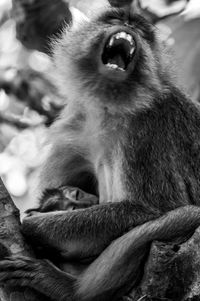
[1,7,200,301]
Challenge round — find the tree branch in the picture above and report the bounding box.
[126,227,200,301]
[0,178,47,301]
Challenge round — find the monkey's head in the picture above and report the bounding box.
[53,8,168,109]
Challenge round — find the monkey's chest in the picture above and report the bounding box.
[95,155,126,203]
[77,108,127,203]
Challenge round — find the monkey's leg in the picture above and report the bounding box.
[1,206,200,301]
[22,201,157,259]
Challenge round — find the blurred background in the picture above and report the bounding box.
[0,0,199,212]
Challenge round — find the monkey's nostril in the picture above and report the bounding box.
[102,31,136,72]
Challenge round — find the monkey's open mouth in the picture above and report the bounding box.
[102,31,136,72]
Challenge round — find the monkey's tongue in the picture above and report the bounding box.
[107,55,126,71]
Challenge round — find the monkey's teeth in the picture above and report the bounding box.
[130,47,135,55]
[109,36,115,47]
[106,63,125,72]
[108,32,135,47]
[127,35,134,45]
[115,32,127,40]
[115,32,134,46]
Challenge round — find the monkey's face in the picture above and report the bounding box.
[54,9,165,107]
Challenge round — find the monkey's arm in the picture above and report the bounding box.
[38,144,92,194]
[37,105,97,196]
[1,206,200,301]
[22,201,156,259]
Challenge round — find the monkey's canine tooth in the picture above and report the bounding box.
[126,34,134,45]
[130,46,135,55]
[109,36,115,47]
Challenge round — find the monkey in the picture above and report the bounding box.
[2,6,200,301]
[26,186,99,214]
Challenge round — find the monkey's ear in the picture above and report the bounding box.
[69,7,90,30]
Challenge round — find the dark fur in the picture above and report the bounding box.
[1,8,200,301]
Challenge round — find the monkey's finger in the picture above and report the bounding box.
[0,274,31,286]
[0,259,29,271]
[0,258,70,300]
[0,269,33,284]
[0,256,41,273]
[0,256,63,278]
[0,260,41,288]
[0,265,36,287]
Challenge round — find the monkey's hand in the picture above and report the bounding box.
[0,256,75,301]
[26,186,99,216]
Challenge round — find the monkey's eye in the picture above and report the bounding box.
[102,31,136,72]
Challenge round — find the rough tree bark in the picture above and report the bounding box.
[0,178,46,301]
[126,227,200,301]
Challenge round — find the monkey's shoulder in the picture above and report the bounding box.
[123,86,200,178]
[121,87,200,209]
[129,87,200,142]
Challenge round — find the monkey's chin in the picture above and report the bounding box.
[99,27,138,81]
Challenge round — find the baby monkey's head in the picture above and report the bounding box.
[53,8,167,107]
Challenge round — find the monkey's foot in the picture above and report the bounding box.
[0,256,75,301]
